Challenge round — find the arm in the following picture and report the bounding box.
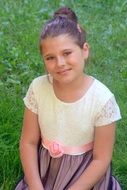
[20,107,44,190]
[69,122,116,190]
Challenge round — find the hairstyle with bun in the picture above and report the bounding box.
[40,7,86,51]
[53,7,78,23]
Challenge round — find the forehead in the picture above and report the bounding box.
[41,34,79,54]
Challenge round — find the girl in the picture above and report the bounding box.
[15,7,122,190]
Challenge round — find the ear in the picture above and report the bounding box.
[82,43,89,60]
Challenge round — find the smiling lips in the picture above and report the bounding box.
[57,68,72,75]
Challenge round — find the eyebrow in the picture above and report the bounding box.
[63,49,73,52]
[44,54,54,58]
[43,49,73,58]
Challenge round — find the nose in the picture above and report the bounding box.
[56,56,65,67]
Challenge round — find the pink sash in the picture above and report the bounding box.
[42,137,93,158]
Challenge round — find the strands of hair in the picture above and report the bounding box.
[40,7,86,50]
[53,7,78,23]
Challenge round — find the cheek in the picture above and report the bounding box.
[69,55,82,65]
[68,56,77,64]
[44,62,55,72]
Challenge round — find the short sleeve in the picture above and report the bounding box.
[23,81,38,114]
[95,96,121,127]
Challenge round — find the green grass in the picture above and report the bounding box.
[0,0,127,189]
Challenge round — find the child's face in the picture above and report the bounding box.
[41,34,89,84]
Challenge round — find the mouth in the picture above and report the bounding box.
[57,68,72,75]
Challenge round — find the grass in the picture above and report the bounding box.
[0,0,127,189]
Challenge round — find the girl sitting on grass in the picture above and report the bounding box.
[15,7,122,190]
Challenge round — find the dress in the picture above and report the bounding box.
[15,75,122,190]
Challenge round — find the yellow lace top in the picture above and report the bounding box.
[23,75,121,147]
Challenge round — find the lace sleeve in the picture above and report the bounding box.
[23,82,38,114]
[95,96,121,127]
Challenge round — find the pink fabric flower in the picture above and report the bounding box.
[49,142,64,158]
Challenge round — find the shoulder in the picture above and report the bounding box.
[89,77,116,111]
[31,74,50,90]
[91,78,122,126]
[32,74,48,85]
[93,78,114,103]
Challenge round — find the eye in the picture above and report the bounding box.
[64,51,72,56]
[46,56,55,61]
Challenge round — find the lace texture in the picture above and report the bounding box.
[95,96,121,126]
[23,84,38,114]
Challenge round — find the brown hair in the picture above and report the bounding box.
[40,7,86,52]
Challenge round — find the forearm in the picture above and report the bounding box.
[20,142,44,190]
[69,123,116,190]
[69,159,110,190]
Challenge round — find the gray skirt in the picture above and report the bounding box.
[14,146,121,190]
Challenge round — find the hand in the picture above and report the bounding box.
[29,187,44,190]
[68,187,78,190]
[29,184,44,190]
[68,186,90,190]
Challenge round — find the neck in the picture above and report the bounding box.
[53,74,86,91]
[52,74,93,103]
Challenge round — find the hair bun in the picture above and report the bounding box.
[53,7,78,23]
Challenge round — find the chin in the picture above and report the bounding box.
[56,77,75,85]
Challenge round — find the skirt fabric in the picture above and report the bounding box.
[14,146,121,190]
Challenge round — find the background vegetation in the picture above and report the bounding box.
[0,0,127,189]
